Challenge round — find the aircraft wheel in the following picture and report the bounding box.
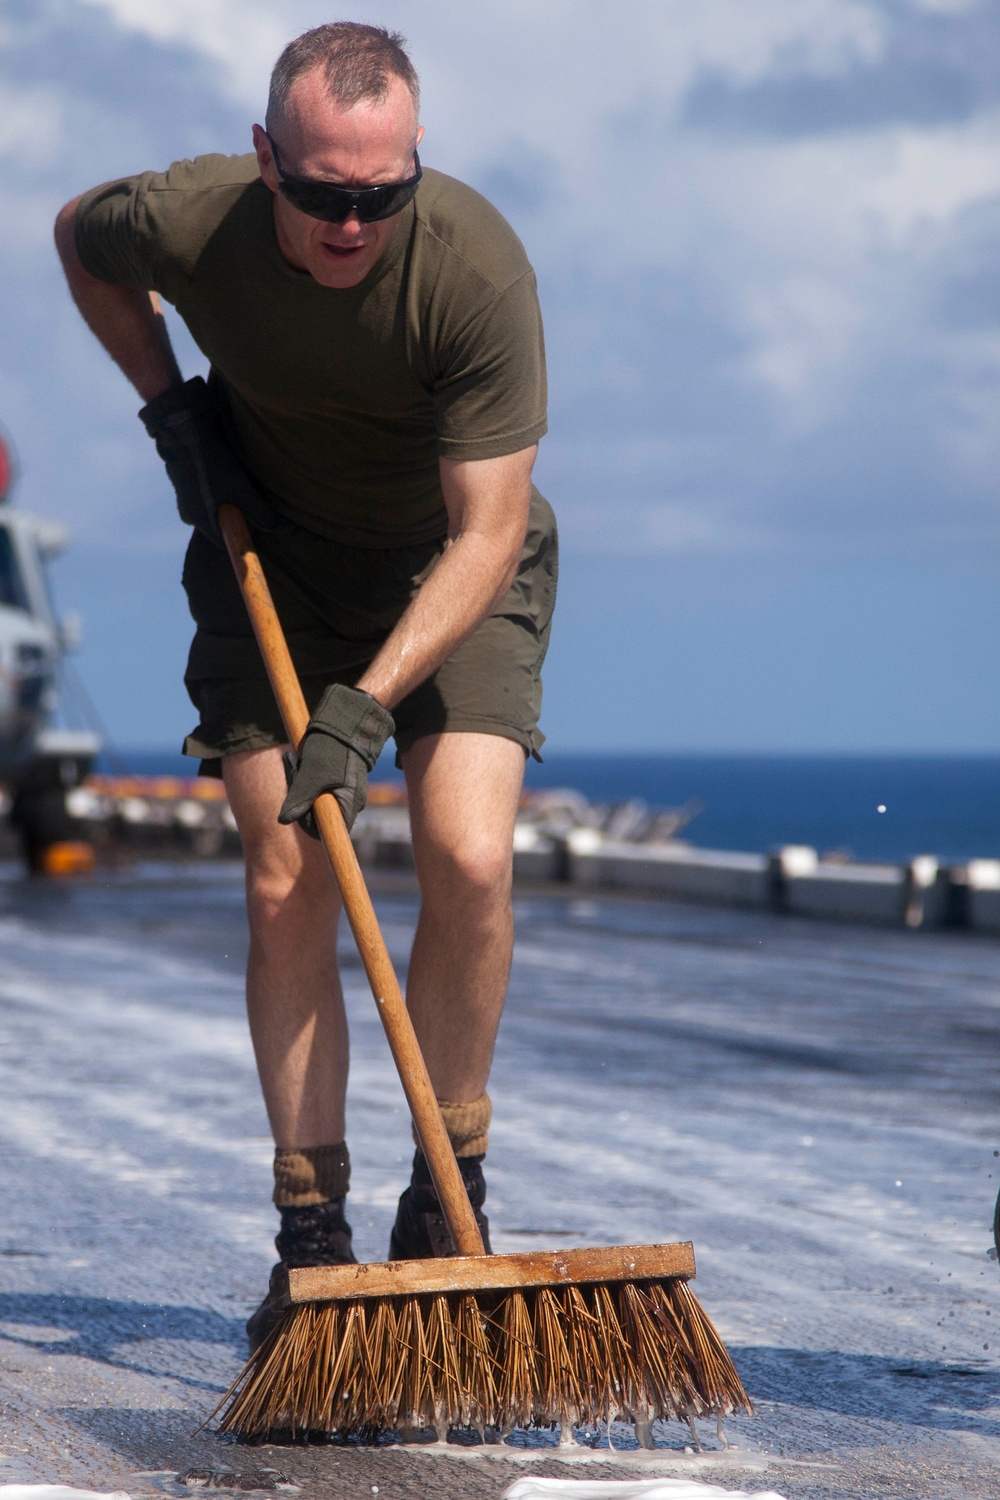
[11,786,95,876]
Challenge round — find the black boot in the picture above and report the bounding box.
[388,1151,491,1260]
[246,1196,356,1353]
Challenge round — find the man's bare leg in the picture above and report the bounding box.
[226,746,355,1343]
[390,731,524,1256]
[402,731,526,1102]
[223,746,349,1148]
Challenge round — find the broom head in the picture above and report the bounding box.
[214,1241,751,1442]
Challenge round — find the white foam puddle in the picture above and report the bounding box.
[0,1490,131,1500]
[0,1324,78,1344]
[389,1439,773,1474]
[502,1478,789,1499]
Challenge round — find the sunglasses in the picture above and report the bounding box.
[266,133,422,224]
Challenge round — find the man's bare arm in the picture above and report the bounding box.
[54,196,182,403]
[355,446,536,711]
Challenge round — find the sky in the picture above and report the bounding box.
[2,0,1000,752]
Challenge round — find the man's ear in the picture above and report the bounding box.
[252,123,278,193]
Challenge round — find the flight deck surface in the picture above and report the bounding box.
[0,864,997,1499]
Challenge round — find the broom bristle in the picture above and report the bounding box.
[212,1279,751,1441]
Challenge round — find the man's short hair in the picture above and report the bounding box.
[267,22,420,126]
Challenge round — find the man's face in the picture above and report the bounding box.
[253,69,423,290]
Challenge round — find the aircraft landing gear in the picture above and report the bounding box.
[10,753,96,876]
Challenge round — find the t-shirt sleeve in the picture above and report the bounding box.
[74,174,163,290]
[433,270,548,460]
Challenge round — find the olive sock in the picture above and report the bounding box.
[411,1093,491,1158]
[272,1141,350,1208]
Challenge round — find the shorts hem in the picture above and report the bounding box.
[184,719,545,780]
[393,718,544,765]
[182,730,290,779]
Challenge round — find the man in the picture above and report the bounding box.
[54,22,556,1345]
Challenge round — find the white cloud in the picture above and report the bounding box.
[639,501,764,554]
[909,0,978,13]
[743,274,864,416]
[5,0,1000,566]
[76,0,287,103]
[664,114,1000,425]
[931,327,1000,486]
[3,0,1000,747]
[78,0,888,117]
[0,189,61,254]
[558,499,710,554]
[0,83,64,166]
[854,114,1000,238]
[671,116,1000,273]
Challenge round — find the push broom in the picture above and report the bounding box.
[211,502,751,1445]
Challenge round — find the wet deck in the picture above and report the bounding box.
[0,862,998,1499]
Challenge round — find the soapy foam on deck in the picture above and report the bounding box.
[502,1479,788,1500]
[0,1488,132,1500]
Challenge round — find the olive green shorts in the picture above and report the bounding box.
[181,489,557,775]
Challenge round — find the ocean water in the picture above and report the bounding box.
[524,753,1000,865]
[110,749,1000,865]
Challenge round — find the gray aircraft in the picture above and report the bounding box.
[0,428,99,871]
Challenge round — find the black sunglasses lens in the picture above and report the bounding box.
[360,181,420,221]
[278,181,351,221]
[280,179,419,223]
[275,174,419,222]
[268,137,422,223]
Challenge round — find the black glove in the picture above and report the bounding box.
[138,375,281,546]
[279,684,395,836]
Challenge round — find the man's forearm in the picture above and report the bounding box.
[356,530,517,709]
[54,197,182,403]
[357,448,535,710]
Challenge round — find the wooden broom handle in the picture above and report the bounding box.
[218,504,485,1258]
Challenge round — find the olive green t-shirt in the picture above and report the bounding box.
[75,154,548,547]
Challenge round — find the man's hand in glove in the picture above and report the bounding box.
[139,375,281,546]
[279,684,395,835]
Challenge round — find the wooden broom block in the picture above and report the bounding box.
[277,1241,696,1305]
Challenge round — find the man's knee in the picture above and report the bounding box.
[247,849,334,920]
[403,733,524,905]
[418,827,513,909]
[245,838,338,941]
[222,746,337,935]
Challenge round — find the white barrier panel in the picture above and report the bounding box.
[783,859,907,924]
[352,807,415,870]
[513,823,561,882]
[966,859,1000,932]
[777,847,947,928]
[567,834,770,908]
[347,811,958,932]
